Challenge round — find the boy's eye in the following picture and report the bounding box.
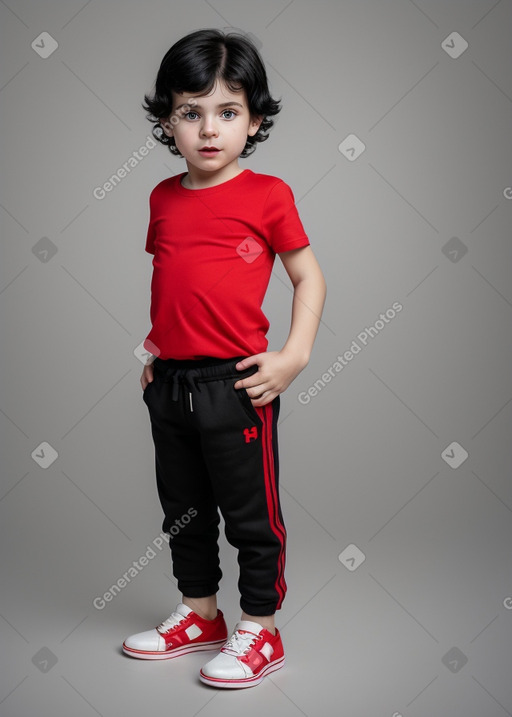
[183,110,236,120]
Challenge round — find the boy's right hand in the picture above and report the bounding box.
[141,362,154,391]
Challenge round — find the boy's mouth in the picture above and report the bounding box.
[199,146,221,156]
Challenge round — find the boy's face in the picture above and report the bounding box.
[159,81,262,174]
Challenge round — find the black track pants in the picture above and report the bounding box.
[142,356,287,616]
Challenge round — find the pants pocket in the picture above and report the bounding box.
[233,384,263,426]
[142,376,157,402]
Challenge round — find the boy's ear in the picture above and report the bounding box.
[248,114,264,137]
[159,117,174,138]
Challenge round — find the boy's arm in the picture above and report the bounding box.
[234,245,327,406]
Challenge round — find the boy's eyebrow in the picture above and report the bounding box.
[175,101,244,110]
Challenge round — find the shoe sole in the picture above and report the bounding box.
[122,638,226,660]
[199,656,285,688]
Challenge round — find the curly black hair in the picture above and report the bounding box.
[142,29,281,158]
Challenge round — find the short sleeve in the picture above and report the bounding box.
[262,181,310,254]
[145,190,156,254]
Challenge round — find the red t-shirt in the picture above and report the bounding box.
[143,169,310,360]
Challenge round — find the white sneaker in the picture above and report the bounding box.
[199,620,285,688]
[122,603,227,660]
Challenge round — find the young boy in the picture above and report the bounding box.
[123,29,326,688]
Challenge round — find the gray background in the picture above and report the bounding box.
[1,0,511,715]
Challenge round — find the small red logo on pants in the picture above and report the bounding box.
[243,427,258,443]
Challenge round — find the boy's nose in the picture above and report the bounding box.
[201,120,219,137]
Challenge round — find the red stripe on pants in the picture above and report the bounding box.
[255,402,287,609]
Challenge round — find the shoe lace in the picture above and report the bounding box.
[156,611,186,634]
[222,630,259,656]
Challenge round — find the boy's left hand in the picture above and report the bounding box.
[234,351,307,407]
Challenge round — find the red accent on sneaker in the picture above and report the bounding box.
[238,628,284,672]
[199,625,285,688]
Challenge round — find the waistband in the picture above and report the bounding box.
[152,356,258,400]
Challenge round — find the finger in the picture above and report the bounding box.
[235,354,262,371]
[141,365,154,389]
[244,382,271,399]
[234,375,262,391]
[251,391,276,407]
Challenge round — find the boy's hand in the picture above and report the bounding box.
[141,362,154,391]
[234,351,307,407]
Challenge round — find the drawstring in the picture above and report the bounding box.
[163,368,201,407]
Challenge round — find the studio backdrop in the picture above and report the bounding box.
[1,1,511,716]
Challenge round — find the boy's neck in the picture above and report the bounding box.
[181,163,246,190]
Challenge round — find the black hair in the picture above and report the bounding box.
[142,29,281,158]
